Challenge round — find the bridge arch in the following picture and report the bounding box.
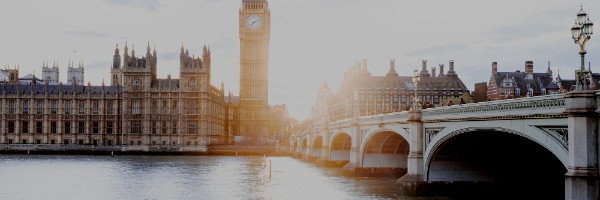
[425,126,568,171]
[425,127,567,197]
[301,138,309,155]
[361,130,409,169]
[329,132,351,162]
[311,135,323,158]
[360,128,409,153]
[292,140,299,155]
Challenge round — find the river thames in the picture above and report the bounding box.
[0,154,455,200]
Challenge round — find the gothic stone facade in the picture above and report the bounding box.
[238,0,271,143]
[0,83,122,147]
[0,42,227,152]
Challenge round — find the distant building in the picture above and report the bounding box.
[485,61,594,101]
[471,82,488,103]
[67,62,84,85]
[311,82,333,129]
[269,104,291,143]
[328,59,471,122]
[18,73,44,85]
[224,92,239,144]
[42,61,59,84]
[0,68,19,83]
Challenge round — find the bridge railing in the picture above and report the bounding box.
[422,94,567,121]
[327,94,568,130]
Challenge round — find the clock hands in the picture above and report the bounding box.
[247,15,261,29]
[250,19,260,28]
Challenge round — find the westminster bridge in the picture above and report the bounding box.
[290,91,599,199]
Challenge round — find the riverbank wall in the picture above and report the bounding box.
[0,144,291,156]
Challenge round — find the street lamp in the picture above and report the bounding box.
[571,6,594,90]
[411,69,421,110]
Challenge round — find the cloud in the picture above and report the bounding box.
[104,0,160,11]
[406,44,469,57]
[64,30,111,38]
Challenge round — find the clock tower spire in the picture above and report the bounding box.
[239,0,270,144]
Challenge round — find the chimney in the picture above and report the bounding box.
[431,67,436,78]
[439,64,445,76]
[446,60,457,77]
[492,61,498,75]
[420,60,431,77]
[525,61,533,79]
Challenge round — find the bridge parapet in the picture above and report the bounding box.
[327,94,567,129]
[422,94,566,121]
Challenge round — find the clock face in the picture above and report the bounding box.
[246,15,262,30]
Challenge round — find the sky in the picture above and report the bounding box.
[0,0,598,120]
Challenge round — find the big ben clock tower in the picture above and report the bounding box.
[239,0,270,143]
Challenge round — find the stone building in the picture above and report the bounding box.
[0,81,123,146]
[0,42,227,152]
[224,92,239,144]
[42,61,59,84]
[485,61,596,100]
[268,104,291,144]
[311,82,333,130]
[0,67,19,83]
[238,0,271,143]
[471,82,488,103]
[67,62,84,86]
[328,59,471,122]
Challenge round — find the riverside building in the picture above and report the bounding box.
[328,59,471,122]
[0,42,227,153]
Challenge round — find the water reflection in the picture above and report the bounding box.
[0,155,436,200]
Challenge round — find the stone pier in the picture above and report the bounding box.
[564,91,599,200]
[397,108,428,196]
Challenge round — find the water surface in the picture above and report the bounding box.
[0,155,436,200]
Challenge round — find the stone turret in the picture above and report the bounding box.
[546,61,552,78]
[111,43,122,86]
[68,61,84,85]
[42,60,59,84]
[123,41,129,64]
[203,45,212,85]
[113,44,121,69]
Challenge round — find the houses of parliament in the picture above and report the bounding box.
[0,43,229,152]
[0,0,275,152]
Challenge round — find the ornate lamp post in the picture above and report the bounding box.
[411,69,421,110]
[571,6,594,90]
